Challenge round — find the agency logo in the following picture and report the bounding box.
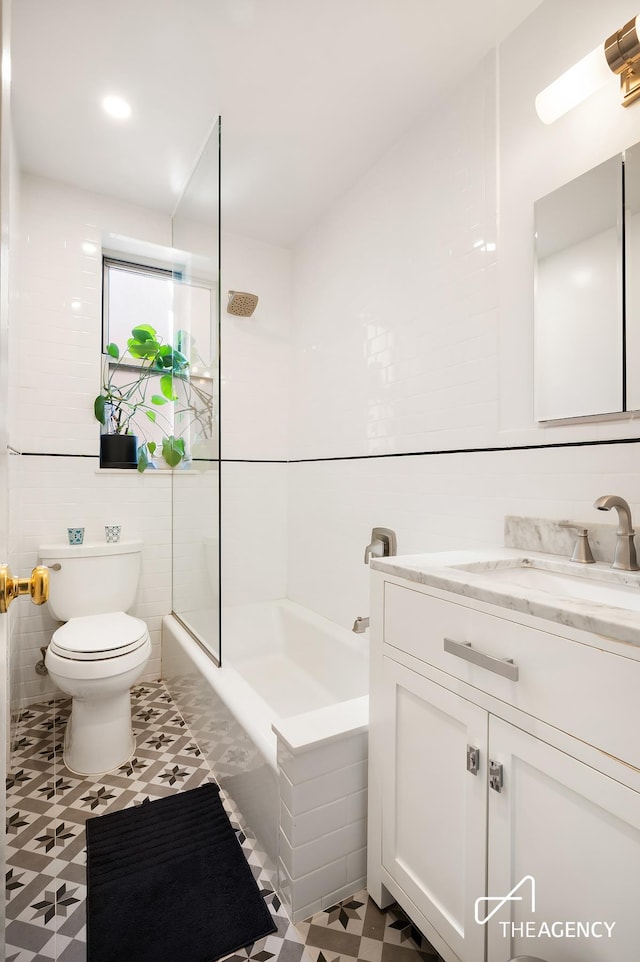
[475,875,535,925]
[475,875,616,940]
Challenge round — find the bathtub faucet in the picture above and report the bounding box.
[352,616,369,633]
[364,527,398,564]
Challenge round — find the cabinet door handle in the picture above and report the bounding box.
[466,745,480,775]
[444,638,519,682]
[489,759,504,793]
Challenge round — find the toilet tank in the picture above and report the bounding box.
[39,541,143,621]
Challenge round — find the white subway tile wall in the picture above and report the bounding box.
[15,175,171,456]
[172,466,219,635]
[218,231,291,618]
[221,461,288,607]
[286,444,640,628]
[8,186,201,713]
[282,4,640,625]
[8,454,21,740]
[277,733,369,922]
[289,57,499,462]
[221,231,292,462]
[10,174,295,711]
[9,175,175,708]
[8,146,22,738]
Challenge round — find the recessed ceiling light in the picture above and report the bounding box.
[102,95,132,120]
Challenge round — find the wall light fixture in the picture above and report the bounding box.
[536,15,640,124]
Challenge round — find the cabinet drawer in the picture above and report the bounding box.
[383,580,640,768]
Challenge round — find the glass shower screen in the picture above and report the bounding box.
[170,117,221,664]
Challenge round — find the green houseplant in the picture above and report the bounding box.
[94,324,190,471]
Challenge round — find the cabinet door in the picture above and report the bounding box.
[486,716,640,962]
[381,657,487,962]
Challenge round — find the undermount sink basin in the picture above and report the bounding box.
[451,559,640,612]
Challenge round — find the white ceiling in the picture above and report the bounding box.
[11,0,542,247]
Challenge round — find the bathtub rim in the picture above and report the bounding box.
[162,608,369,767]
[272,695,368,756]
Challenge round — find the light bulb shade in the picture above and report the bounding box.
[535,45,612,124]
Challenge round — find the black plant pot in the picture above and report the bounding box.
[100,434,138,469]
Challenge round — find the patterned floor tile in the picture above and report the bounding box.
[302,891,444,961]
[5,682,440,962]
[5,683,306,962]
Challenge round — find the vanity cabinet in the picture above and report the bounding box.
[485,716,640,962]
[379,658,487,962]
[368,572,640,962]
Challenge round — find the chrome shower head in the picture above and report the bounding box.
[227,291,259,317]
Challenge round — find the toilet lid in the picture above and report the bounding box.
[50,612,149,661]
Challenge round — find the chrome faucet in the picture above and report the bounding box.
[593,495,639,570]
[352,616,369,633]
[364,527,397,564]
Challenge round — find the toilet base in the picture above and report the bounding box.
[45,633,152,777]
[63,689,137,776]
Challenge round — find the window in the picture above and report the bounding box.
[101,257,216,465]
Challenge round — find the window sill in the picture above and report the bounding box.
[95,467,216,476]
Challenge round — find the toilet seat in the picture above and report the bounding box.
[50,612,149,661]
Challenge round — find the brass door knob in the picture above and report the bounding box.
[0,564,49,613]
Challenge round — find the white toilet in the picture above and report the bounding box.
[39,540,151,776]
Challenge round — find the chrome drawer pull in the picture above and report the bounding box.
[444,638,519,682]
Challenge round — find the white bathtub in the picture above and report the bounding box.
[162,600,369,922]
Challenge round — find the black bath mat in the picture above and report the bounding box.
[85,782,276,962]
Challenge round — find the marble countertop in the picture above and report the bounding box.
[371,548,640,648]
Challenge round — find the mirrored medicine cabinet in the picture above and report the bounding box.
[534,142,640,422]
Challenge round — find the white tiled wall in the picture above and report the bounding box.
[284,0,640,626]
[9,172,291,706]
[221,230,291,462]
[221,461,287,607]
[218,229,291,611]
[277,732,368,922]
[15,175,171,456]
[172,465,219,649]
[287,443,640,628]
[8,141,22,736]
[289,55,498,461]
[11,176,173,706]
